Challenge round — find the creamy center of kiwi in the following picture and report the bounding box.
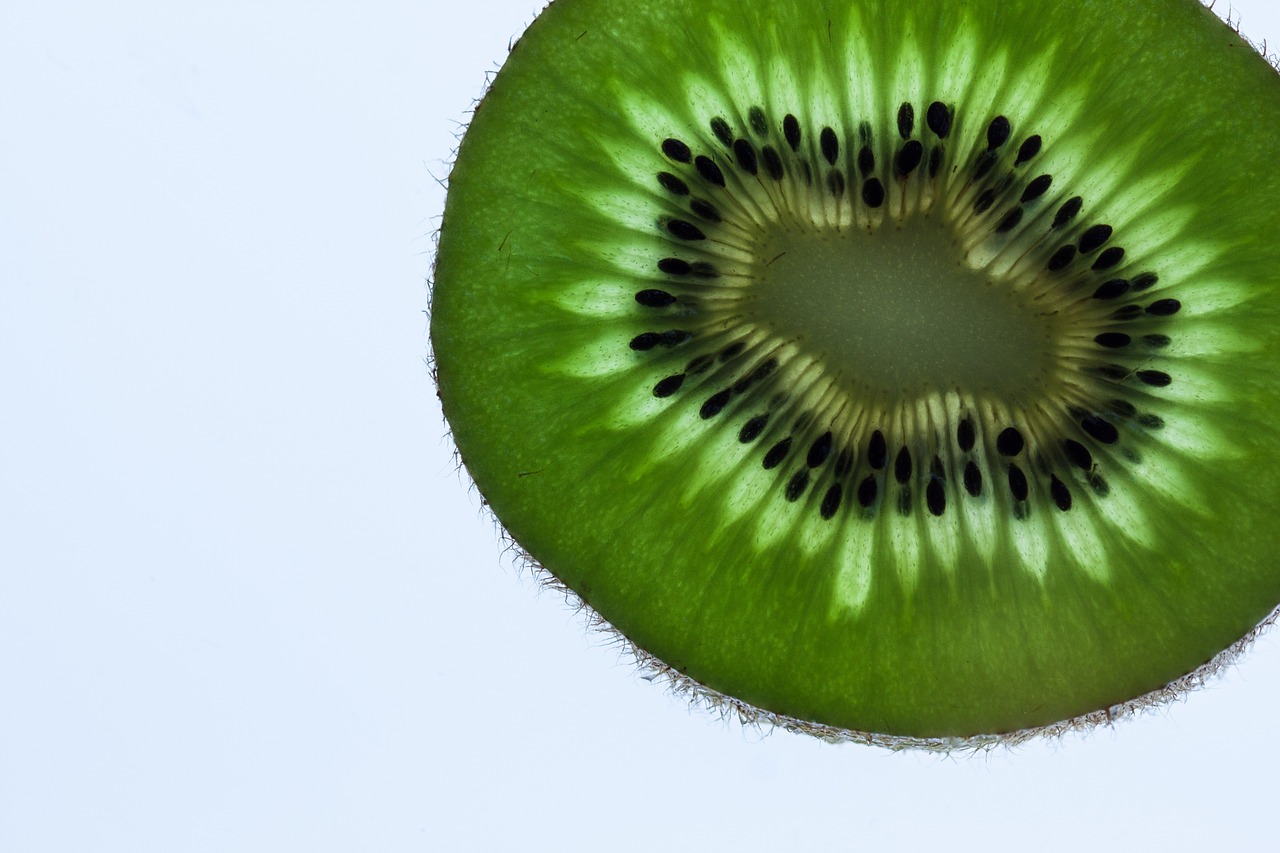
[750,217,1057,396]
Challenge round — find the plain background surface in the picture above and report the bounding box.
[3,1,1280,850]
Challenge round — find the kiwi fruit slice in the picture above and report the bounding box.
[431,0,1280,743]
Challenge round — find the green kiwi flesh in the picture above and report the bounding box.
[431,0,1280,741]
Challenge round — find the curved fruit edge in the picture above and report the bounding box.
[1213,0,1280,70]
[492,519,1279,752]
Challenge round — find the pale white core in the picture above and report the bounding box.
[749,217,1058,396]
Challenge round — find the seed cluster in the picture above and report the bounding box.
[628,101,1180,523]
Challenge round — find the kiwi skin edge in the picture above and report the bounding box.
[430,0,1280,748]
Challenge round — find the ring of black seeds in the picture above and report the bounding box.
[635,103,1180,522]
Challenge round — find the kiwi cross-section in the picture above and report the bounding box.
[431,0,1280,742]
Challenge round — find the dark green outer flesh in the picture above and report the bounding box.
[432,0,1280,737]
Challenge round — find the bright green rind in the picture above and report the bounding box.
[432,0,1280,737]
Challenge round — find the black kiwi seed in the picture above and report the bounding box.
[1015,135,1042,165]
[868,430,887,469]
[1089,473,1111,497]
[710,117,733,148]
[733,139,758,174]
[1021,174,1052,202]
[761,146,785,180]
[630,332,661,351]
[996,427,1025,456]
[1147,299,1182,316]
[995,208,1024,233]
[857,476,878,508]
[820,484,843,520]
[653,373,686,397]
[785,470,809,501]
[957,417,976,452]
[1050,476,1073,511]
[862,178,886,207]
[1138,370,1172,387]
[1007,464,1029,502]
[762,437,793,469]
[1047,245,1076,271]
[986,115,1011,149]
[857,145,876,175]
[926,101,952,138]
[1052,196,1083,228]
[658,257,691,275]
[973,151,998,179]
[1081,415,1119,444]
[1131,272,1160,290]
[963,461,982,497]
[897,102,915,138]
[695,155,726,186]
[658,172,690,195]
[927,479,946,517]
[1095,332,1132,348]
[895,447,912,484]
[1078,224,1113,253]
[783,114,801,150]
[666,219,706,241]
[635,289,677,307]
[1063,439,1093,471]
[700,389,733,419]
[738,414,769,443]
[1092,247,1125,269]
[1093,279,1130,299]
[807,431,834,467]
[718,341,747,360]
[895,141,924,176]
[661,138,692,162]
[821,127,839,165]
[756,359,779,381]
[657,329,692,347]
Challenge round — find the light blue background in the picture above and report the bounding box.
[3,1,1279,850]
